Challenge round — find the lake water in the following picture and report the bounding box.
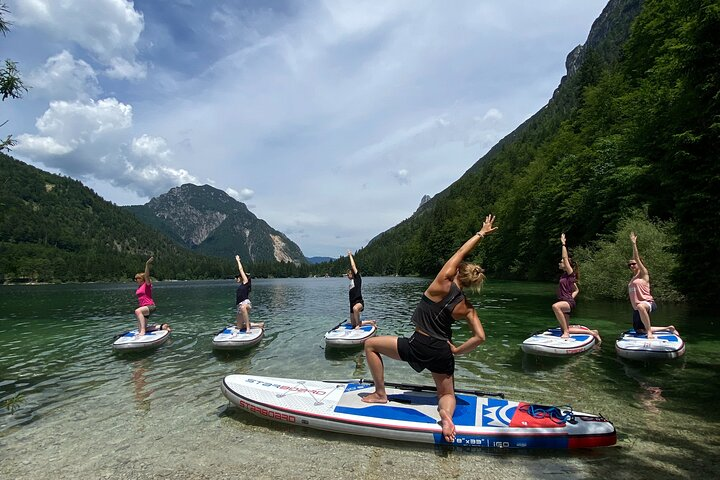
[1,277,718,479]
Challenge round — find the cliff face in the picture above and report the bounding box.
[126,184,306,264]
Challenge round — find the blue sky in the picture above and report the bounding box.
[3,0,607,258]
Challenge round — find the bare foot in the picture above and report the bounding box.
[439,409,456,443]
[668,326,680,336]
[592,330,602,345]
[361,392,388,404]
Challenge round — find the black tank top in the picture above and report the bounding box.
[410,283,464,341]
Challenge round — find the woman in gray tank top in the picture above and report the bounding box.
[361,214,497,443]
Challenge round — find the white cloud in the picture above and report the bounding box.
[226,187,254,201]
[482,108,503,122]
[12,0,145,80]
[35,98,132,141]
[27,50,100,100]
[131,134,171,161]
[13,135,73,156]
[394,169,410,185]
[105,56,147,80]
[14,98,195,197]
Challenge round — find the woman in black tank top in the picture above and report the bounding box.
[362,214,497,443]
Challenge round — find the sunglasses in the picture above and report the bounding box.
[627,263,637,267]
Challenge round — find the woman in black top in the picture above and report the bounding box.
[362,214,497,443]
[347,250,364,328]
[234,255,263,332]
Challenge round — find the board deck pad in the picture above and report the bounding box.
[324,322,377,347]
[213,326,264,349]
[221,375,616,449]
[112,328,169,351]
[615,329,685,360]
[521,327,596,356]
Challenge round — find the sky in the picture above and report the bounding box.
[2,0,608,258]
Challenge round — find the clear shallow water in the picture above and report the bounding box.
[0,278,718,479]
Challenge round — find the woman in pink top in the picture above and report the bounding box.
[628,232,677,339]
[133,256,170,336]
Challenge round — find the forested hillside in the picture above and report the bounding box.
[349,0,719,303]
[0,154,234,282]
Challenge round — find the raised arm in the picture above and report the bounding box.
[630,232,650,281]
[434,214,497,286]
[235,255,248,284]
[348,250,358,274]
[561,233,573,274]
[144,257,153,285]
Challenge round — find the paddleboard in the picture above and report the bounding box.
[521,326,596,357]
[615,329,685,360]
[213,326,264,350]
[324,322,377,348]
[112,328,170,351]
[221,375,616,449]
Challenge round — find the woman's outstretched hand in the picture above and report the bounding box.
[478,214,497,237]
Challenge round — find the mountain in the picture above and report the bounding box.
[352,0,719,303]
[307,256,335,264]
[125,184,306,264]
[0,154,232,282]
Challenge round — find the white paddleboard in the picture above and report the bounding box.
[112,328,170,351]
[213,326,264,350]
[615,329,685,360]
[521,326,596,356]
[221,374,616,449]
[324,322,377,348]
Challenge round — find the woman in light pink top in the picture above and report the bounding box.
[628,232,677,339]
[133,256,170,336]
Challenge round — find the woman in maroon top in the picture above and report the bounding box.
[551,234,601,343]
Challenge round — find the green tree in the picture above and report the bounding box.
[0,3,28,151]
[573,209,683,302]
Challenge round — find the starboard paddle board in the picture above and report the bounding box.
[212,326,264,350]
[221,374,616,449]
[324,322,377,348]
[521,326,596,357]
[112,328,170,351]
[615,329,685,360]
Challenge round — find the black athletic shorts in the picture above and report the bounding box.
[397,332,454,375]
[350,299,364,314]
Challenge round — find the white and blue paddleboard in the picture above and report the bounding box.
[221,375,616,449]
[324,322,377,348]
[212,326,264,350]
[521,326,596,357]
[112,328,170,351]
[615,329,685,360]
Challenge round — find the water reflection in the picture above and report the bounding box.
[132,360,152,412]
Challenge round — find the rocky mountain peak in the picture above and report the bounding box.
[126,184,306,264]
